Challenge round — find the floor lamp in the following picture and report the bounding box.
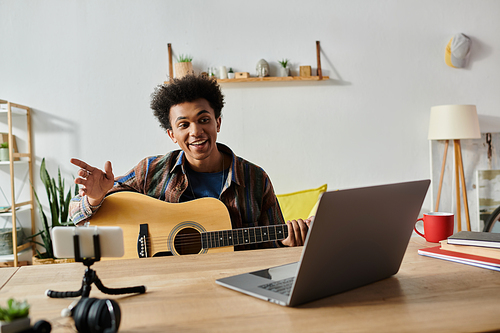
[428,105,481,232]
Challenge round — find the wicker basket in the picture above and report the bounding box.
[32,254,75,265]
[0,227,24,255]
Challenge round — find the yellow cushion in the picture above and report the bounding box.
[276,184,327,222]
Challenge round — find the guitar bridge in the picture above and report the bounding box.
[137,224,149,258]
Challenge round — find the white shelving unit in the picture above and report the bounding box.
[0,100,35,267]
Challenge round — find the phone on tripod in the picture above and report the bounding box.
[52,226,124,258]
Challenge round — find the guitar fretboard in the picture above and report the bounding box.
[201,225,288,249]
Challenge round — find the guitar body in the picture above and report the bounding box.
[89,192,233,259]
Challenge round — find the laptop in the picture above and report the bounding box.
[216,179,430,306]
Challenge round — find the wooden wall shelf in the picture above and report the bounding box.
[217,76,329,83]
[166,41,328,84]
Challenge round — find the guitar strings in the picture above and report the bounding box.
[143,230,287,249]
[145,234,231,247]
[145,228,287,243]
[143,225,288,244]
[146,235,288,254]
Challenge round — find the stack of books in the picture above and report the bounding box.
[418,231,500,271]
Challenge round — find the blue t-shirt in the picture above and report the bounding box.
[180,165,229,202]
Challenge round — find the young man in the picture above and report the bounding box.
[69,75,309,250]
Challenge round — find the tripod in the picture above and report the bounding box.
[46,232,146,299]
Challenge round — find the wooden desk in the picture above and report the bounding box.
[0,267,17,289]
[1,238,499,332]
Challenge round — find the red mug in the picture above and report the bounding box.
[414,212,454,243]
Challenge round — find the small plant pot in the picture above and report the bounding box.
[0,148,9,161]
[278,67,290,77]
[174,62,194,78]
[0,317,30,333]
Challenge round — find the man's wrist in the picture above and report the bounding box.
[88,196,104,207]
[85,195,104,213]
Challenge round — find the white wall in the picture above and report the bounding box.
[1,0,500,229]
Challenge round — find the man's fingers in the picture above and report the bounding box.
[71,158,99,173]
[74,177,84,185]
[70,158,90,169]
[104,161,113,179]
[300,220,308,245]
[286,221,295,246]
[285,219,311,247]
[298,219,309,246]
[294,220,303,246]
[77,169,89,178]
[287,220,303,246]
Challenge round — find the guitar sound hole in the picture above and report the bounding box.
[174,227,202,255]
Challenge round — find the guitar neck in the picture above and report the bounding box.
[201,224,288,249]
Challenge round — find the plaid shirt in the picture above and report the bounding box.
[69,144,285,250]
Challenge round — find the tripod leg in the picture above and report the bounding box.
[46,268,94,298]
[46,287,83,298]
[93,276,146,295]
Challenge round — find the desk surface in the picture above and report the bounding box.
[1,238,499,332]
[0,267,17,289]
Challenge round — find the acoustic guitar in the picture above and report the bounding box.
[89,192,288,259]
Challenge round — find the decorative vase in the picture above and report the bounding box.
[0,148,9,161]
[219,66,227,79]
[174,62,194,78]
[0,317,30,333]
[278,66,289,77]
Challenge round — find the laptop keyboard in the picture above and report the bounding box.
[258,277,295,296]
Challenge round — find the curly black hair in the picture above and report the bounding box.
[150,75,225,131]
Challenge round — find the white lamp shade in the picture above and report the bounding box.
[428,104,481,140]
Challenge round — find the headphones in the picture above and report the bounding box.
[63,298,121,333]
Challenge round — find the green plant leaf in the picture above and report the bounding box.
[40,158,50,189]
[24,230,44,239]
[177,54,193,62]
[60,189,72,223]
[50,178,59,225]
[31,181,53,258]
[58,168,64,207]
[0,299,29,322]
[278,58,289,68]
[25,238,45,248]
[30,158,77,258]
[34,248,43,258]
[41,232,52,258]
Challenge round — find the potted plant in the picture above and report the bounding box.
[227,67,235,79]
[0,142,8,161]
[278,58,290,77]
[0,298,30,333]
[27,158,78,264]
[174,54,194,78]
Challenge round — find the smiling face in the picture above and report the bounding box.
[167,98,222,172]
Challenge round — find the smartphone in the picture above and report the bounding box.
[52,226,125,258]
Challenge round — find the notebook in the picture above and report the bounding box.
[216,179,430,306]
